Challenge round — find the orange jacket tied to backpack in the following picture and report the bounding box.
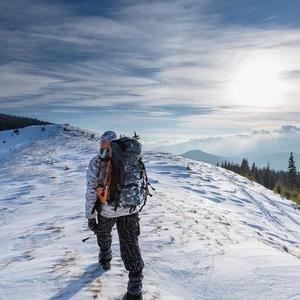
[96,140,113,204]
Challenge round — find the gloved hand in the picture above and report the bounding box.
[88,218,98,232]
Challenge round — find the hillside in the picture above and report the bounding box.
[0,125,300,300]
[0,124,60,158]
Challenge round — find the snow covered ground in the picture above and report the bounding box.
[0,125,300,300]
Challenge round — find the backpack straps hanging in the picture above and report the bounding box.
[113,183,121,212]
[139,159,155,212]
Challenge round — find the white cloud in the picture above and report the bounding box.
[0,64,58,104]
[1,0,300,139]
[151,124,300,158]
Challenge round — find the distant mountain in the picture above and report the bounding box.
[154,137,222,155]
[0,113,51,131]
[181,149,231,165]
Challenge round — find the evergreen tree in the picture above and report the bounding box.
[219,154,300,204]
[240,158,250,177]
[263,163,272,189]
[0,113,51,131]
[288,152,298,188]
[251,162,256,174]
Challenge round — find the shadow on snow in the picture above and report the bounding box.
[49,263,104,300]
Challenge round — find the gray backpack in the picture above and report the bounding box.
[107,136,153,212]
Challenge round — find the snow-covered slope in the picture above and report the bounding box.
[0,124,60,157]
[0,126,300,300]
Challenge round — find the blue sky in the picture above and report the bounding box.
[1,0,300,143]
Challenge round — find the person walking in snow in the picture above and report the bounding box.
[85,130,151,300]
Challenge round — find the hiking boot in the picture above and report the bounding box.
[100,258,111,270]
[127,270,143,297]
[98,252,112,270]
[124,292,143,300]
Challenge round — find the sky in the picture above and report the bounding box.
[1,0,300,145]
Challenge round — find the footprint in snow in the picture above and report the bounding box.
[88,277,102,299]
[51,249,80,276]
[0,250,34,271]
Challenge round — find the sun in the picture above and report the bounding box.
[229,54,285,108]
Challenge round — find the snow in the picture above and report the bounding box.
[0,125,300,300]
[0,125,60,158]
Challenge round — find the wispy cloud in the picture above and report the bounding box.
[1,0,300,141]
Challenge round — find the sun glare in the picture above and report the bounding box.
[229,54,285,108]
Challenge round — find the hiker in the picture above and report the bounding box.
[85,130,150,300]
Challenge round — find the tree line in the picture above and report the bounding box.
[219,153,300,204]
[0,113,51,131]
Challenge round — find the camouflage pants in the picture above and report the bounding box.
[96,212,144,274]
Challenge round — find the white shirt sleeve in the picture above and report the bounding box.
[85,156,99,219]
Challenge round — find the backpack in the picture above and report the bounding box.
[94,134,153,213]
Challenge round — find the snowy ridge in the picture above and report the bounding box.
[0,125,61,157]
[0,126,300,300]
